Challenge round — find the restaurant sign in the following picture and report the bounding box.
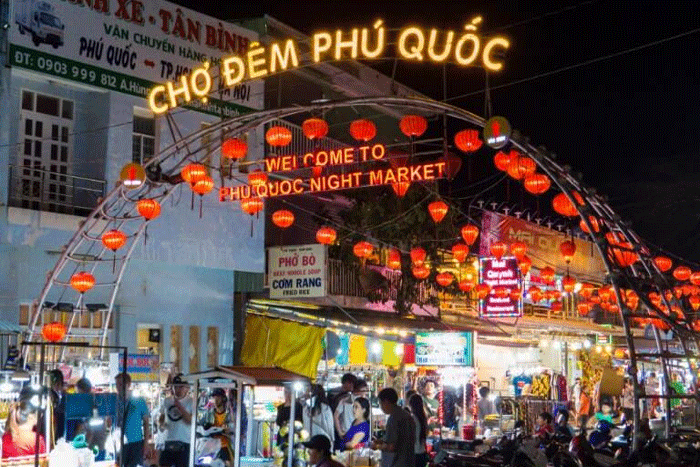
[415,332,474,366]
[479,256,522,318]
[268,244,327,299]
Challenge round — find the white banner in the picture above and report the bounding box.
[268,244,327,299]
[9,0,263,115]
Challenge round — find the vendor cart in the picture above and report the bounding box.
[183,366,309,467]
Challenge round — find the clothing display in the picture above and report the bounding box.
[512,375,532,397]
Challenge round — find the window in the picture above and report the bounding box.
[15,90,73,213]
[132,111,156,165]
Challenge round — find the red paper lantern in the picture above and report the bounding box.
[518,256,532,275]
[102,229,127,251]
[181,163,207,185]
[528,286,543,303]
[392,182,411,197]
[137,199,161,220]
[412,264,430,280]
[428,201,449,223]
[598,285,612,302]
[690,272,700,286]
[442,153,463,180]
[580,216,601,234]
[353,241,374,259]
[454,129,483,153]
[552,193,578,217]
[222,138,247,159]
[577,302,591,316]
[248,170,267,187]
[506,156,536,180]
[562,275,576,293]
[191,176,214,195]
[436,272,454,287]
[580,283,595,299]
[540,266,555,284]
[523,173,551,195]
[509,288,522,301]
[461,224,479,246]
[265,126,292,147]
[510,242,527,261]
[316,227,337,245]
[302,118,329,140]
[673,266,691,281]
[70,271,95,294]
[451,243,469,263]
[349,119,376,142]
[651,318,671,331]
[475,283,490,300]
[489,241,507,259]
[272,210,294,228]
[410,247,427,266]
[608,242,638,268]
[625,291,639,310]
[459,278,476,293]
[387,249,402,270]
[399,115,428,138]
[560,240,576,263]
[240,197,264,215]
[689,295,700,311]
[653,256,673,273]
[42,322,66,343]
[493,150,515,171]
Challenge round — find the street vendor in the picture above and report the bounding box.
[421,380,439,428]
[202,388,234,466]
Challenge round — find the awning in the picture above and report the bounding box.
[183,365,308,386]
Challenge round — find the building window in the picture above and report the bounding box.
[132,110,156,165]
[16,90,74,213]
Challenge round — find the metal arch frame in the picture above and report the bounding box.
[27,96,699,445]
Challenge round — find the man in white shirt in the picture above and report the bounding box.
[159,374,193,467]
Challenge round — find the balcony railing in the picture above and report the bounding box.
[7,165,106,216]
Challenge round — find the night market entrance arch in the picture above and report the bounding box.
[27,96,700,447]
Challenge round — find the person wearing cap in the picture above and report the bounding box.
[159,374,192,467]
[303,435,344,467]
[201,388,234,466]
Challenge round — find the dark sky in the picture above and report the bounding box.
[176,0,700,262]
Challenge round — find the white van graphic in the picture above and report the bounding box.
[15,0,64,48]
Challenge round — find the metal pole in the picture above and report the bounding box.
[35,342,45,467]
[651,327,672,439]
[246,385,254,457]
[234,382,242,467]
[287,385,296,467]
[189,379,199,467]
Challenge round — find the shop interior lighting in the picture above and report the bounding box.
[292,381,305,393]
[30,374,41,391]
[395,344,404,356]
[370,342,382,355]
[583,340,592,349]
[595,345,603,353]
[89,408,104,427]
[376,327,385,335]
[11,369,30,382]
[0,374,13,393]
[605,345,612,353]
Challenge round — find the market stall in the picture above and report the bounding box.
[183,366,309,467]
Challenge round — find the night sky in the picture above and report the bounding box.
[175,0,700,262]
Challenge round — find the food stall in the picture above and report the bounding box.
[183,366,309,467]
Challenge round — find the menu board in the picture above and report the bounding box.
[415,332,473,366]
[479,256,523,318]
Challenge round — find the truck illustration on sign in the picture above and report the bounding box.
[15,0,64,48]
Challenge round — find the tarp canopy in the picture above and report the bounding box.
[240,314,324,379]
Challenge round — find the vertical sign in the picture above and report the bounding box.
[479,256,523,318]
[268,244,327,299]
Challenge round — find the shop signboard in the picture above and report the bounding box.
[268,244,327,299]
[479,256,522,318]
[110,353,160,382]
[415,332,473,366]
[479,211,607,280]
[8,0,263,116]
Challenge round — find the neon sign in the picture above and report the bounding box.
[148,17,510,114]
[219,143,446,200]
[479,256,523,318]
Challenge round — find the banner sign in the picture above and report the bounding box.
[480,211,607,280]
[268,244,327,299]
[479,256,522,318]
[415,332,473,366]
[110,353,159,382]
[8,0,263,116]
